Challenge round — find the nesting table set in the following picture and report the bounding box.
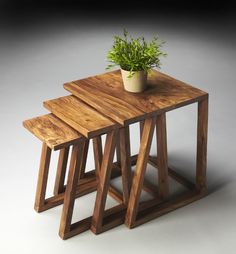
[23,69,208,239]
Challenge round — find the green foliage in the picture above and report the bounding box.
[106,29,167,77]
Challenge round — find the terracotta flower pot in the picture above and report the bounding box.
[121,69,147,93]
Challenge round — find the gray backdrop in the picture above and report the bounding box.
[0,2,236,253]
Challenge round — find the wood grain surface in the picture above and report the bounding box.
[64,69,208,126]
[44,95,119,138]
[23,114,83,150]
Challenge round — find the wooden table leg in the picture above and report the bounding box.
[116,131,121,166]
[54,147,69,195]
[119,126,132,205]
[139,120,144,141]
[196,96,208,193]
[93,136,103,176]
[91,129,118,234]
[156,113,169,200]
[34,143,51,212]
[59,140,85,239]
[125,117,156,228]
[78,139,90,179]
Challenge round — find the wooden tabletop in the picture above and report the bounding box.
[44,95,118,138]
[23,114,83,150]
[64,69,208,126]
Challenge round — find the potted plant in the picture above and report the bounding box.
[106,30,167,93]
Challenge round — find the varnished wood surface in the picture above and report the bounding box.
[44,95,119,138]
[54,147,69,195]
[23,114,83,150]
[156,113,169,200]
[64,81,145,125]
[91,129,118,234]
[59,142,85,238]
[196,97,208,192]
[64,70,208,126]
[34,143,51,212]
[125,117,156,228]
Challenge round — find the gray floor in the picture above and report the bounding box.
[0,5,236,254]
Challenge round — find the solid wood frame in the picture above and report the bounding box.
[33,96,208,238]
[125,96,209,228]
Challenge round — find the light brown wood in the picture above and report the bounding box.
[59,141,85,238]
[44,95,119,138]
[116,131,121,166]
[63,204,126,239]
[54,147,69,195]
[156,113,169,200]
[93,136,103,177]
[36,164,122,213]
[119,126,132,205]
[64,70,208,126]
[139,120,144,141]
[23,114,82,150]
[34,143,51,212]
[78,139,90,179]
[64,81,145,126]
[125,117,156,228]
[91,129,118,234]
[196,96,208,192]
[110,69,208,112]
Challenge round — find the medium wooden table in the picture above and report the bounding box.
[63,69,209,229]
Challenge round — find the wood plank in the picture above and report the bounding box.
[156,113,169,200]
[64,70,208,124]
[119,126,132,205]
[110,69,208,111]
[78,139,90,179]
[44,95,119,139]
[196,96,208,192]
[125,117,156,228]
[37,164,123,213]
[91,129,118,234]
[23,114,83,150]
[59,141,85,238]
[64,81,145,126]
[93,136,103,177]
[63,204,126,239]
[34,143,51,212]
[54,147,69,195]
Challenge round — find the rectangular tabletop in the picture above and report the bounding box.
[44,95,119,138]
[64,69,208,126]
[23,114,83,150]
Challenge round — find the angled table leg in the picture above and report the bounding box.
[93,136,103,176]
[119,126,132,205]
[196,96,208,193]
[91,129,119,234]
[59,140,86,239]
[54,147,69,195]
[156,113,169,200]
[78,139,90,179]
[116,131,121,166]
[34,143,52,212]
[125,117,156,228]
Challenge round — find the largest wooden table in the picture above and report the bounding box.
[64,69,209,229]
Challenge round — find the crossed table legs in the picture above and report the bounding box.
[125,97,208,228]
[34,97,208,238]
